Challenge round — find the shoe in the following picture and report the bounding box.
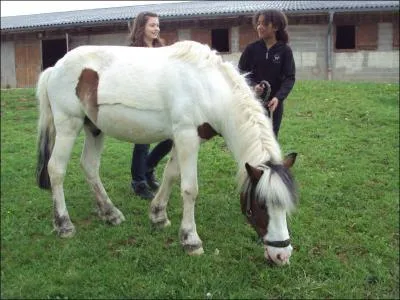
[132,182,154,200]
[146,170,160,191]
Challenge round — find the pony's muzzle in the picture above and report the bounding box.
[264,244,293,266]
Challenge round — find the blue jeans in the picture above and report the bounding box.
[131,139,173,184]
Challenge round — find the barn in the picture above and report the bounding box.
[1,0,399,88]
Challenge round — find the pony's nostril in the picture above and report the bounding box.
[277,253,288,262]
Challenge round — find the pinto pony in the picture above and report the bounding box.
[36,41,298,266]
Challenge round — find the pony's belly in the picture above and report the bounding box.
[96,104,171,143]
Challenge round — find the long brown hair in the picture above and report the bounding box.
[127,11,164,47]
[252,10,289,44]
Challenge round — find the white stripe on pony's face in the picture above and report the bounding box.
[263,206,292,266]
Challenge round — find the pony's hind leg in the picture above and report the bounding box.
[48,116,83,238]
[81,124,125,225]
[150,146,179,228]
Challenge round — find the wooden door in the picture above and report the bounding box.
[15,39,41,88]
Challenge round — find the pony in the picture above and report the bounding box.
[36,40,298,266]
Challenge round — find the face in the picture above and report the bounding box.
[241,153,297,266]
[256,15,277,40]
[144,16,160,43]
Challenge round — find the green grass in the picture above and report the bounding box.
[1,81,399,299]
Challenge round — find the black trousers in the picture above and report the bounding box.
[267,102,284,138]
[131,139,173,183]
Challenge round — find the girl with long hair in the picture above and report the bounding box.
[128,12,173,199]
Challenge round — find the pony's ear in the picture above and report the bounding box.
[245,163,263,183]
[283,152,297,168]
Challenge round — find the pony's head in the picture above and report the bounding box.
[240,152,298,266]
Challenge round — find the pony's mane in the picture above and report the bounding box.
[259,162,297,212]
[168,40,223,68]
[218,60,283,184]
[169,41,283,187]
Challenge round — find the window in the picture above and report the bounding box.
[335,25,355,50]
[335,23,378,51]
[42,39,67,69]
[211,28,229,52]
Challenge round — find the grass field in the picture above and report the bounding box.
[1,81,399,299]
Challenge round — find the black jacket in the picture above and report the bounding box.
[238,40,296,102]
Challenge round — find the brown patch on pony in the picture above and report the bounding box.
[245,163,263,183]
[197,122,219,140]
[283,152,297,168]
[75,68,99,121]
[240,189,268,238]
[241,163,269,238]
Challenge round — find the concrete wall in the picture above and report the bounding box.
[289,25,328,80]
[332,22,399,82]
[1,41,17,88]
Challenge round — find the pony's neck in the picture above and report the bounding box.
[220,90,283,187]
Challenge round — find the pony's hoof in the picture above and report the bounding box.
[101,207,125,225]
[187,246,204,256]
[184,244,204,255]
[152,219,171,229]
[57,226,76,238]
[108,210,126,225]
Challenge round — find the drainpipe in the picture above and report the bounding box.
[327,11,334,80]
[65,32,69,52]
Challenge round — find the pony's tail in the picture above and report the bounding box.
[36,67,55,189]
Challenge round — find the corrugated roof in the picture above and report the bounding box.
[1,1,399,32]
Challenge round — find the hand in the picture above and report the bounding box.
[267,97,279,112]
[254,84,264,97]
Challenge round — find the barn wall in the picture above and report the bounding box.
[1,11,399,88]
[226,21,399,83]
[332,23,399,82]
[286,24,328,81]
[1,40,17,88]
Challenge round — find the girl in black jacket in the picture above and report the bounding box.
[238,9,296,138]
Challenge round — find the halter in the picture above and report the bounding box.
[245,171,291,249]
[260,80,271,103]
[264,239,291,248]
[260,80,273,124]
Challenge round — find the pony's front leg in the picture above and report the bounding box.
[150,146,179,228]
[174,130,203,255]
[81,126,125,225]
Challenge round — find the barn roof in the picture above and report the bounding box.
[1,1,399,32]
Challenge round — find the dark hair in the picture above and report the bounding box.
[127,11,164,47]
[252,10,289,44]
